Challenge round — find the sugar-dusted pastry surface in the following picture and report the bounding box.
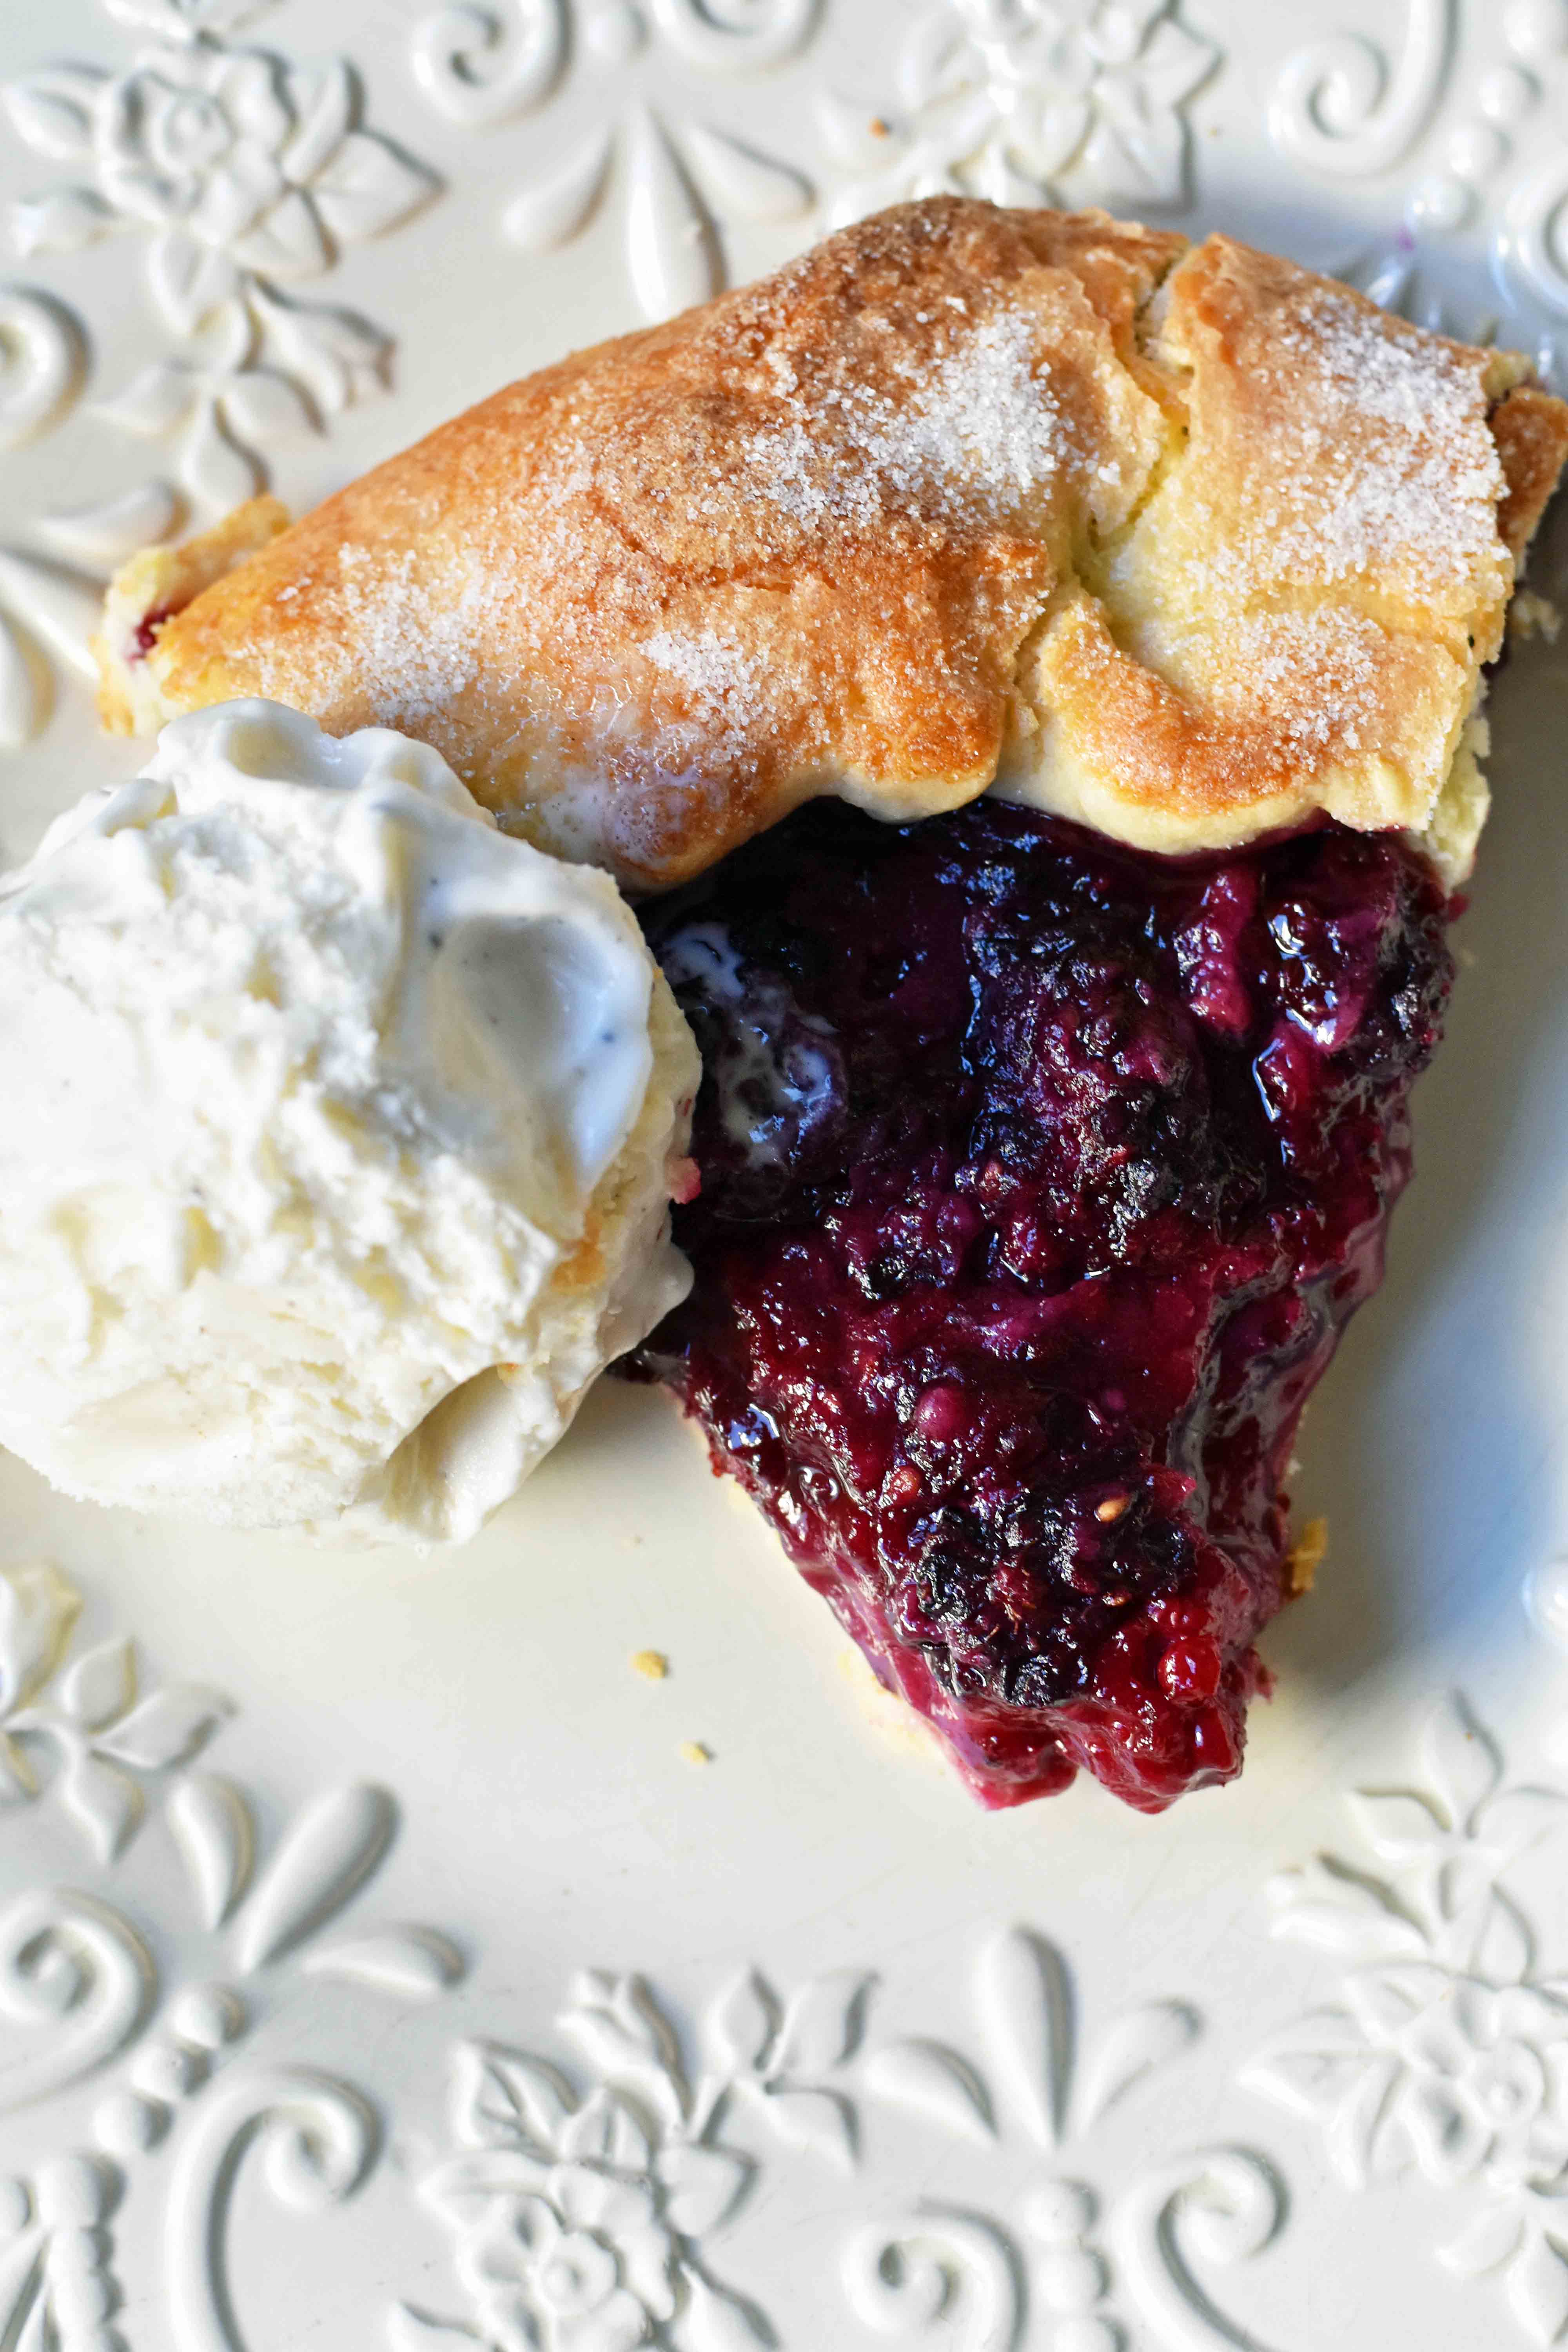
[632,799,1454,1810]
[101,199,1568,892]
[1001,240,1562,874]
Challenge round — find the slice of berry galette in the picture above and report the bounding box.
[614,208,1565,1811]
[98,196,1568,1808]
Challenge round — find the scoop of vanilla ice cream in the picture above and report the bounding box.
[0,700,699,1541]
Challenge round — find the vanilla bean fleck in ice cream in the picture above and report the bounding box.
[0,701,699,1541]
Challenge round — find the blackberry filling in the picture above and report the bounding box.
[632,799,1454,1811]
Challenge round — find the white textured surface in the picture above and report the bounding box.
[0,3,1566,2347]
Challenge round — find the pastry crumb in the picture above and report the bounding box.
[631,1649,668,1681]
[1508,589,1561,642]
[678,1740,712,1765]
[1286,1516,1329,1596]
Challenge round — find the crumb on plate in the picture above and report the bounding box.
[632,1649,669,1681]
[1286,1515,1329,1597]
[1509,589,1561,642]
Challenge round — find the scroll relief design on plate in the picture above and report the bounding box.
[0,285,86,450]
[0,1544,1294,2352]
[395,1926,1288,2352]
[0,0,439,746]
[0,1555,465,2352]
[1242,1691,1568,2350]
[1271,0,1568,369]
[409,0,818,325]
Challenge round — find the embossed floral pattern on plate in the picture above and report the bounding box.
[0,1552,1298,2352]
[820,0,1219,226]
[4,19,437,497]
[0,0,440,749]
[0,1555,465,2352]
[1244,1695,1568,2349]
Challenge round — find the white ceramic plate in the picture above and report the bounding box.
[3,3,1568,2346]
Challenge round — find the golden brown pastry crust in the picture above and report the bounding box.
[95,495,289,737]
[99,198,1567,889]
[999,235,1565,871]
[1492,383,1568,560]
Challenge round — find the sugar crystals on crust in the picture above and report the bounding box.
[98,198,1568,890]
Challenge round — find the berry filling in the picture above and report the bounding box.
[127,604,176,662]
[632,799,1454,1811]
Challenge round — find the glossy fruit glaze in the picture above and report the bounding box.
[632,799,1454,1810]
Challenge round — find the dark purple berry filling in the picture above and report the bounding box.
[632,799,1454,1811]
[128,605,174,661]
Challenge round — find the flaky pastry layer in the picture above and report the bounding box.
[98,198,1568,889]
